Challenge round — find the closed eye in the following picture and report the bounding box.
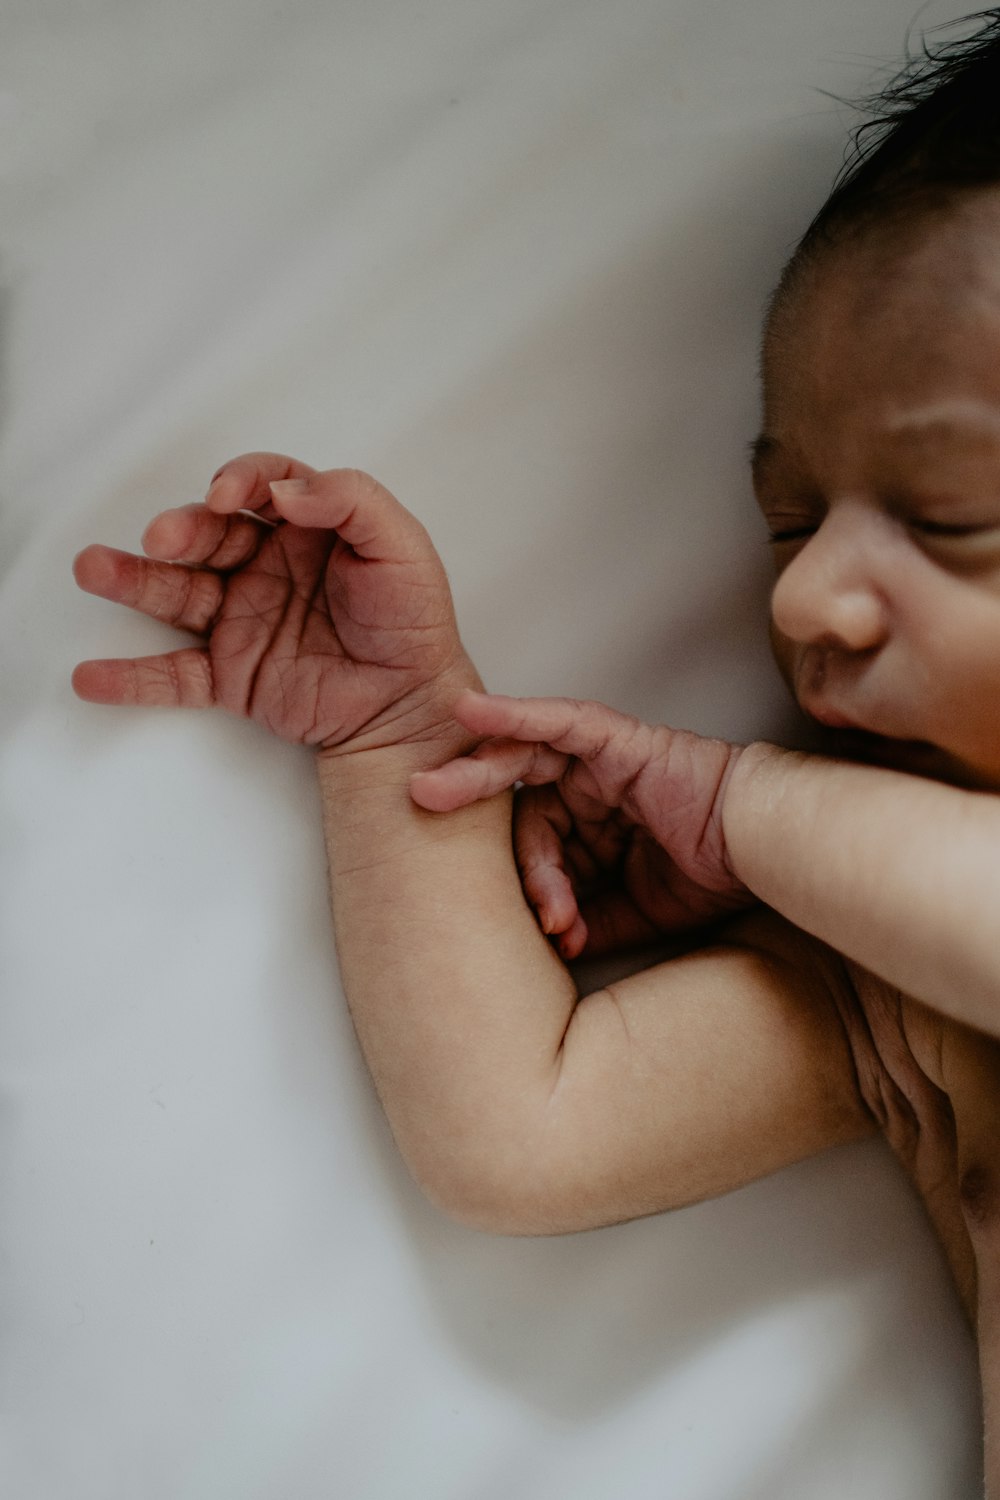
[766,525,818,544]
[911,518,992,538]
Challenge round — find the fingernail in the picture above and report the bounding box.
[204,476,224,503]
[269,478,310,500]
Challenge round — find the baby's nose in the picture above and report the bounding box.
[769,506,890,652]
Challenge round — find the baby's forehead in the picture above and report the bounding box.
[757,205,1000,469]
[761,199,1000,418]
[774,190,1000,329]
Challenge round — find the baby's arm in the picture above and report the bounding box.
[320,734,870,1230]
[73,459,871,1234]
[414,691,1000,1038]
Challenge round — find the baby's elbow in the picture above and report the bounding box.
[422,1184,534,1236]
[408,1149,574,1237]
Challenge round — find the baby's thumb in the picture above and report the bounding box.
[269,469,433,562]
[410,740,543,812]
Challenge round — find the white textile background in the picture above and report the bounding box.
[0,2,984,1497]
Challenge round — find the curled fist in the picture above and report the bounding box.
[412,691,756,957]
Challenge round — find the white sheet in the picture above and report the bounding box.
[1,2,983,1496]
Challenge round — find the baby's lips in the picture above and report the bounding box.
[801,697,861,731]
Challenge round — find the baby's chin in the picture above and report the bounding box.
[816,725,995,791]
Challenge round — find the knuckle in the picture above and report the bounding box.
[185,570,225,631]
[526,742,550,781]
[191,508,229,561]
[217,513,270,565]
[142,563,182,622]
[179,649,213,704]
[337,467,382,503]
[161,652,184,704]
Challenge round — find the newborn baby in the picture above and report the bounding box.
[72,13,1000,1492]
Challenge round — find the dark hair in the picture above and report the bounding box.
[793,8,1000,264]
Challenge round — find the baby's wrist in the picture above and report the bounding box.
[315,658,486,787]
[315,689,510,882]
[719,740,805,885]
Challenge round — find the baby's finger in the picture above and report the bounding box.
[73,545,224,635]
[268,468,438,567]
[204,452,317,516]
[514,788,583,941]
[453,691,647,767]
[554,914,590,962]
[410,738,570,812]
[141,504,274,571]
[71,648,214,708]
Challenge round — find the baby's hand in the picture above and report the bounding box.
[410,692,756,958]
[73,454,476,754]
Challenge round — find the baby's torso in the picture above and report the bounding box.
[837,959,1000,1489]
[835,955,1000,1336]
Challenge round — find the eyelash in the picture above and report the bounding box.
[909,519,985,538]
[765,519,990,545]
[766,526,816,544]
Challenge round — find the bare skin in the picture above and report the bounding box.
[413,686,1000,1324]
[413,691,1000,1024]
[73,451,1000,1491]
[72,454,479,755]
[71,460,875,1236]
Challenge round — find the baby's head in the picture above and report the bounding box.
[753,10,1000,789]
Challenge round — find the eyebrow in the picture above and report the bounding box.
[749,402,1000,473]
[885,400,1000,443]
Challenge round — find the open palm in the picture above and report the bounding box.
[73,454,475,751]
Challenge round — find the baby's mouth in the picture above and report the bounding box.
[804,703,858,730]
[795,666,944,775]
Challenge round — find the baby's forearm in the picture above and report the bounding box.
[724,744,1000,1034]
[316,739,578,1229]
